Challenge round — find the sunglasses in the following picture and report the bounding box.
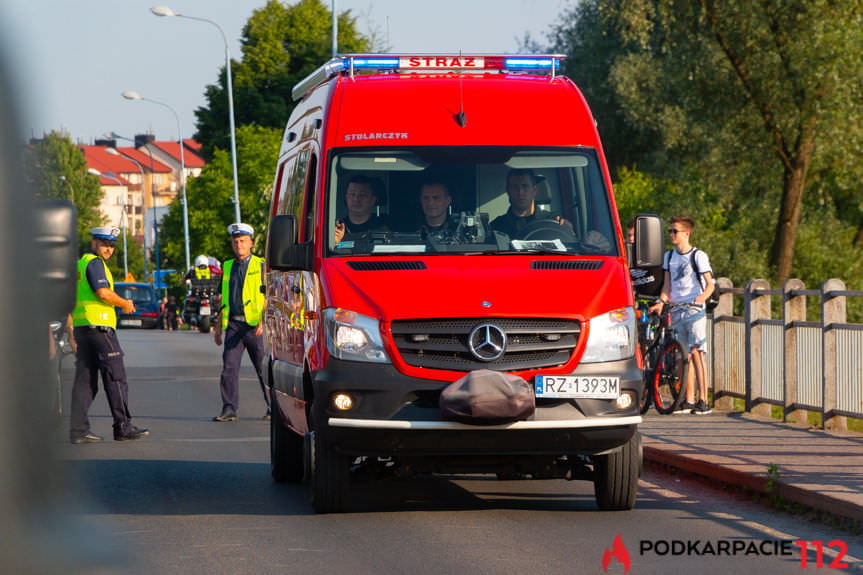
[668,228,684,235]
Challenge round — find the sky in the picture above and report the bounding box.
[1,0,568,145]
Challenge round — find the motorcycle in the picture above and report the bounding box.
[184,278,221,333]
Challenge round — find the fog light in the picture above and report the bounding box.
[616,392,633,410]
[332,393,354,411]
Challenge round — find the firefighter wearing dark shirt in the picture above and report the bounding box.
[418,180,458,241]
[333,174,388,244]
[69,226,148,444]
[490,169,570,238]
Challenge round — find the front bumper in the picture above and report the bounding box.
[304,357,641,459]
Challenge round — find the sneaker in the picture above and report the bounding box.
[674,401,697,414]
[114,426,149,441]
[693,400,712,415]
[70,432,104,445]
[213,411,238,422]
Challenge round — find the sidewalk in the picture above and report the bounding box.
[639,410,863,523]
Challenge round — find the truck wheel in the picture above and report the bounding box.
[198,316,211,334]
[270,401,303,483]
[309,431,350,513]
[593,432,641,510]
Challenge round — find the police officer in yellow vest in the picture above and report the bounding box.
[70,226,149,443]
[213,223,268,421]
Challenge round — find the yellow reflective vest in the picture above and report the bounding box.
[221,255,265,330]
[73,253,116,328]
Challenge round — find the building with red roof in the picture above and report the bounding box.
[141,139,206,181]
[80,135,205,247]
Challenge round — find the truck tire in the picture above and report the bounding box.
[309,431,350,513]
[593,432,641,510]
[198,316,211,334]
[270,401,303,483]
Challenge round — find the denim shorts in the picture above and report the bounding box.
[671,304,707,353]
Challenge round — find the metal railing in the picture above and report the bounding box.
[710,278,863,431]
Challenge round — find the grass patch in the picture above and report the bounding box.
[720,396,862,433]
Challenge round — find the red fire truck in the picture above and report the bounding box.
[264,54,663,513]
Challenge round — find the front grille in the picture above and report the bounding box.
[391,318,581,372]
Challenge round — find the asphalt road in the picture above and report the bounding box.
[54,329,863,575]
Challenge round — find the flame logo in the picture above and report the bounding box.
[602,533,630,573]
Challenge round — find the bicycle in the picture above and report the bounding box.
[637,301,689,414]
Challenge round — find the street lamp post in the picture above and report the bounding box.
[88,168,128,279]
[121,91,191,275]
[105,146,145,252]
[151,5,242,224]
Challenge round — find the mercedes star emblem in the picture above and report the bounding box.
[468,323,506,361]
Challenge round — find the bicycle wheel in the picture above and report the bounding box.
[653,338,688,414]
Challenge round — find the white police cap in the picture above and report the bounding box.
[227,222,254,237]
[91,226,120,242]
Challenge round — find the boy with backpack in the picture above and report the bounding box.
[649,216,716,414]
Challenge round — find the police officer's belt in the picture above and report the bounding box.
[77,325,113,332]
[229,315,246,322]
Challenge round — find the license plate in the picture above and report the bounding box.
[535,375,620,399]
[200,305,210,314]
[120,318,142,327]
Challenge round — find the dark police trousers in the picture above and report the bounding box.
[219,319,268,416]
[70,326,133,436]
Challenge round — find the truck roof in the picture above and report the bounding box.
[295,55,602,150]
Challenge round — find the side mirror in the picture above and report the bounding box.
[633,213,663,268]
[267,214,313,271]
[34,200,78,319]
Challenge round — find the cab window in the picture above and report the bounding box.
[325,147,618,257]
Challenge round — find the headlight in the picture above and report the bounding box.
[581,307,636,363]
[323,308,390,363]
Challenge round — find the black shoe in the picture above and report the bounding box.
[213,412,237,422]
[114,426,149,441]
[693,400,712,415]
[70,432,104,445]
[674,401,697,414]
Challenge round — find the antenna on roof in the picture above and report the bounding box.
[454,50,467,128]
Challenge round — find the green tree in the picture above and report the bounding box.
[604,0,863,282]
[104,237,147,284]
[158,125,282,277]
[194,0,372,159]
[24,131,103,247]
[548,0,659,173]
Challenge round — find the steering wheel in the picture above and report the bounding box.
[519,218,576,243]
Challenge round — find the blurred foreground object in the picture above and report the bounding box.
[0,49,125,574]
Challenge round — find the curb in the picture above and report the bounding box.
[643,446,863,524]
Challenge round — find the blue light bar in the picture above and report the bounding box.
[504,57,560,71]
[347,57,400,70]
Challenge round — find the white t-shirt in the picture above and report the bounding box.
[665,248,712,305]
